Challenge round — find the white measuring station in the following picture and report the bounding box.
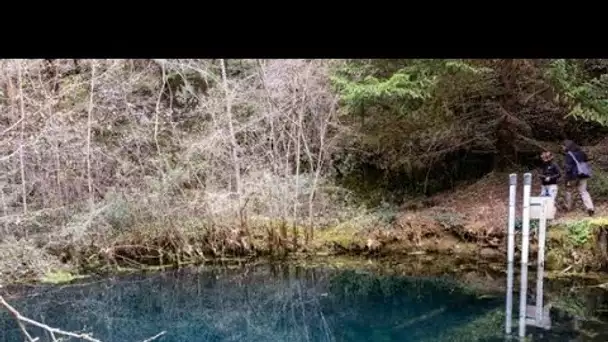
[505,172,555,339]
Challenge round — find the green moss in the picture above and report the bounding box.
[545,216,608,272]
[314,224,366,247]
[426,308,504,342]
[40,269,89,285]
[563,216,608,246]
[545,249,567,270]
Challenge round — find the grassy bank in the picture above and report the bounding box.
[1,172,607,287]
[2,213,607,287]
[545,216,608,273]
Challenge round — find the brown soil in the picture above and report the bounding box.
[331,172,608,269]
[2,172,607,286]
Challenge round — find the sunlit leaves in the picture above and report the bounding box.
[330,69,436,112]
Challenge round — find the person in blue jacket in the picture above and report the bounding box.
[563,140,595,216]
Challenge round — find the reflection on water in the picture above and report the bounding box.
[0,262,607,342]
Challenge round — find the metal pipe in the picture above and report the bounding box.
[519,173,532,338]
[505,173,517,334]
[535,198,547,323]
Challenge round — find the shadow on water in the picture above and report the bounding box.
[0,260,607,342]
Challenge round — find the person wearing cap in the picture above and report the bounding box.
[539,151,561,200]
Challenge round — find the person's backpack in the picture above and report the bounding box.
[568,151,592,178]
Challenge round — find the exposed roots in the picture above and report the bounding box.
[44,224,310,274]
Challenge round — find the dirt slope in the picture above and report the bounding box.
[346,171,608,262]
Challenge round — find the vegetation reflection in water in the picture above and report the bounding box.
[1,262,607,342]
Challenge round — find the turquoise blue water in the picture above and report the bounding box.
[0,263,606,341]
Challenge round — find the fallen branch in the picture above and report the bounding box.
[141,331,167,342]
[559,265,574,275]
[0,295,166,342]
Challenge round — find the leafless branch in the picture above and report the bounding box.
[86,61,96,213]
[141,331,167,342]
[1,294,102,341]
[0,58,343,278]
[1,295,167,342]
[16,60,28,219]
[220,59,245,228]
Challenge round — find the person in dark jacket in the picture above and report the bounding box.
[562,140,595,216]
[539,151,561,200]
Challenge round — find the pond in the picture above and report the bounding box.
[1,259,608,341]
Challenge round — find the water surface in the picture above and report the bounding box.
[1,262,607,341]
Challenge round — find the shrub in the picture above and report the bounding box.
[587,169,608,201]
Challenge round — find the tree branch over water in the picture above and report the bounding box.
[0,295,166,342]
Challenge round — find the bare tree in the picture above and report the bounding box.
[0,59,344,279]
[86,61,96,213]
[17,61,28,219]
[219,59,245,231]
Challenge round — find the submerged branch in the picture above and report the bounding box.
[0,295,166,342]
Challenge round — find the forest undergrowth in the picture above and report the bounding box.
[2,59,608,285]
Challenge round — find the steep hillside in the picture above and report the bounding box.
[1,59,608,284]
